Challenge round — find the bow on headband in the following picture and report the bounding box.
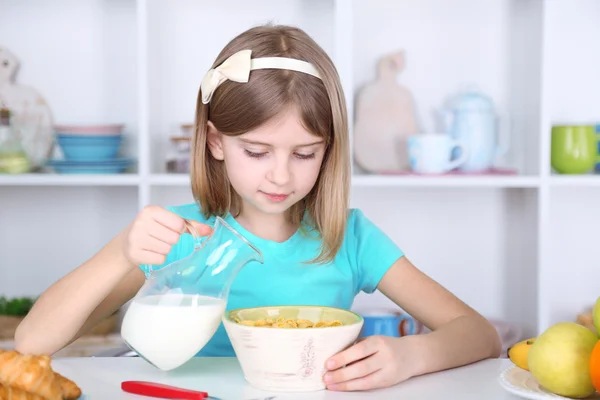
[200,49,322,104]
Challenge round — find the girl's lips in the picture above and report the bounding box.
[262,192,290,202]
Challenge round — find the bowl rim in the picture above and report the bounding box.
[56,135,122,140]
[223,305,364,327]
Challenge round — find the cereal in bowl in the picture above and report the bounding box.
[234,316,343,328]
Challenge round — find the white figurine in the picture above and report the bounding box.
[0,46,53,169]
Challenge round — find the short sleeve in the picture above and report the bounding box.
[348,209,405,294]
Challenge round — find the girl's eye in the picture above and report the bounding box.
[295,153,315,160]
[244,149,267,159]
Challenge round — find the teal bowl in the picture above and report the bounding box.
[57,135,122,161]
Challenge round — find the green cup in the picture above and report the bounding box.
[551,125,596,174]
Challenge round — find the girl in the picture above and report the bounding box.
[15,25,500,391]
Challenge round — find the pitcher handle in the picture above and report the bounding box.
[139,218,203,279]
[183,219,205,249]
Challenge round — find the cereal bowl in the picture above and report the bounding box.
[222,305,363,392]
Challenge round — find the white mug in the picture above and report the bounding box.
[407,134,468,174]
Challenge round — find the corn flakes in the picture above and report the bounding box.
[234,315,343,328]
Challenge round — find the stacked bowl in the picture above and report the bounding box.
[46,124,134,174]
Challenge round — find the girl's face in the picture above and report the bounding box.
[208,108,327,217]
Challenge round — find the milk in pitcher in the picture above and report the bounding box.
[121,293,225,371]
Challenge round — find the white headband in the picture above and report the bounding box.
[200,49,322,104]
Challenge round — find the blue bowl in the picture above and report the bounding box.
[56,134,122,142]
[57,136,122,161]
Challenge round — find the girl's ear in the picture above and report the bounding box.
[206,121,224,160]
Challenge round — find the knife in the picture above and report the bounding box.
[121,381,212,399]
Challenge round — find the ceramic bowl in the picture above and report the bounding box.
[54,124,124,136]
[56,135,122,160]
[222,305,363,392]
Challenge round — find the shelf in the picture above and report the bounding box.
[0,174,141,186]
[548,175,600,187]
[148,174,542,188]
[149,174,190,186]
[352,175,541,188]
[351,0,543,177]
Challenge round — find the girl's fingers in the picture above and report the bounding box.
[148,224,181,245]
[186,220,213,237]
[326,369,384,392]
[135,250,169,266]
[326,336,380,371]
[324,354,381,385]
[144,206,186,234]
[140,236,172,256]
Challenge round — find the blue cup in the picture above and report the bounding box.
[358,309,424,338]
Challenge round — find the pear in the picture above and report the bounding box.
[528,322,598,398]
[594,296,600,337]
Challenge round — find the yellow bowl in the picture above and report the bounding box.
[222,305,363,392]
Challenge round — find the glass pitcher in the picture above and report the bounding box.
[121,216,263,371]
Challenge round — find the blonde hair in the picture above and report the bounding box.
[191,25,349,264]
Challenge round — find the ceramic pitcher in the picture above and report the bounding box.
[441,88,509,172]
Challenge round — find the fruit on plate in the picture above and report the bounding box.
[591,340,600,393]
[528,322,598,399]
[594,296,600,338]
[507,337,536,371]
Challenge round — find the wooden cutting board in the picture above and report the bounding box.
[354,51,419,173]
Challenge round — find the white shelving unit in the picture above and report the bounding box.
[1,0,599,339]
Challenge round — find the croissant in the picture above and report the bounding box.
[0,383,47,400]
[0,351,61,400]
[54,374,80,400]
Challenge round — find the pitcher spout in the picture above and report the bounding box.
[208,217,264,298]
[194,216,263,300]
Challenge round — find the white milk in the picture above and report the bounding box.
[121,293,225,371]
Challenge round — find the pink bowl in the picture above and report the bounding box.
[54,124,124,135]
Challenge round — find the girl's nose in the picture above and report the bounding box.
[266,158,291,186]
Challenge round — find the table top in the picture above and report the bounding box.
[50,357,523,400]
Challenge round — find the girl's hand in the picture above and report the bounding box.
[323,335,422,391]
[123,205,212,266]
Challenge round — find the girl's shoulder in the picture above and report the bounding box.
[342,207,402,260]
[342,208,404,294]
[345,208,380,236]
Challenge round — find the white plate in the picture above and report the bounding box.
[499,365,600,399]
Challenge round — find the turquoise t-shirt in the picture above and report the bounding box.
[145,203,404,357]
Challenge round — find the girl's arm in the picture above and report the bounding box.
[15,206,210,356]
[377,257,502,373]
[325,256,501,391]
[14,230,144,355]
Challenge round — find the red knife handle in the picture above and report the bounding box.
[121,381,208,399]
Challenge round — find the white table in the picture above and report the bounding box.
[51,357,522,400]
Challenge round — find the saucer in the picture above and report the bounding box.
[45,158,135,174]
